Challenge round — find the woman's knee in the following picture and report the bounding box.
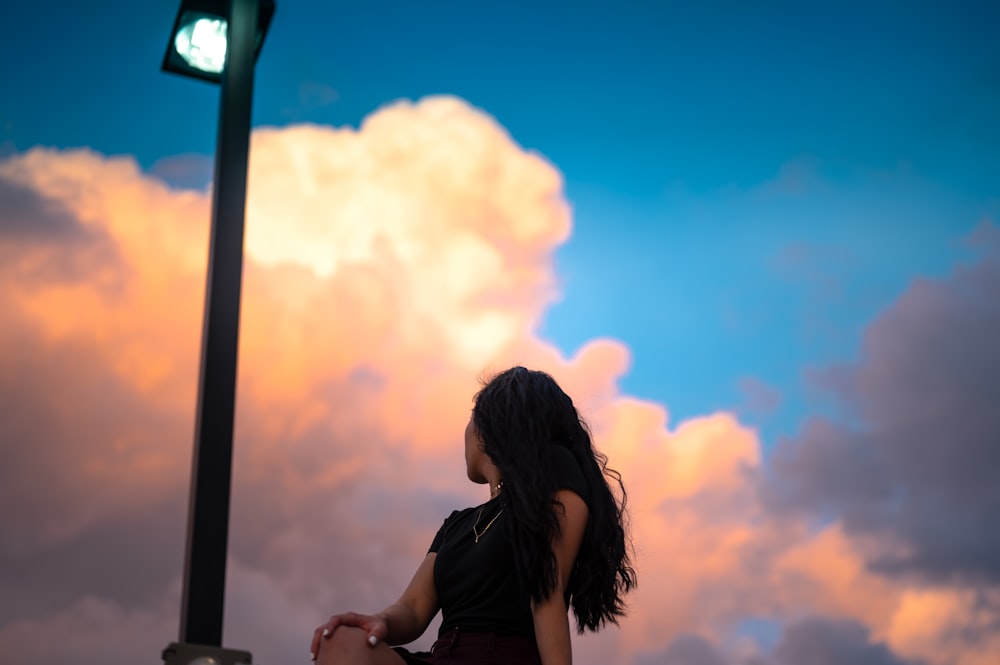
[318,626,405,665]
[316,625,369,663]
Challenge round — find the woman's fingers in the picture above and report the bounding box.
[310,625,324,660]
[311,615,345,660]
[367,616,389,646]
[311,612,380,659]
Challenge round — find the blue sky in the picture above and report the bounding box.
[4,0,995,449]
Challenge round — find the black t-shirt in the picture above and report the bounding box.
[428,445,589,637]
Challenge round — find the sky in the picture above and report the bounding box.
[0,1,998,665]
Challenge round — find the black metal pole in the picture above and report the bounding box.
[179,0,259,648]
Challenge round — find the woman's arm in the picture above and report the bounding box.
[375,552,440,644]
[312,552,439,658]
[532,490,589,665]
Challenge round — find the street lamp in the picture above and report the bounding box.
[160,1,275,664]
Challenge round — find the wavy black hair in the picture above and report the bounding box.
[471,366,636,632]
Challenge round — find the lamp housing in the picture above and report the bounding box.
[162,0,275,84]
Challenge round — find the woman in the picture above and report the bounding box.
[311,367,636,665]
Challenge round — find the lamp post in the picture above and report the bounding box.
[160,1,275,663]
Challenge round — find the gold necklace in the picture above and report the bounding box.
[473,505,503,543]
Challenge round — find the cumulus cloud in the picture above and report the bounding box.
[149,153,214,191]
[633,633,730,665]
[771,618,924,665]
[0,595,178,664]
[0,97,592,664]
[764,230,1000,585]
[0,96,996,665]
[632,618,924,665]
[0,177,88,240]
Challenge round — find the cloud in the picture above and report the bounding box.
[632,618,923,665]
[884,588,1000,665]
[0,176,89,240]
[771,618,924,665]
[764,228,1000,585]
[964,218,1000,255]
[0,595,177,665]
[0,96,586,664]
[0,173,121,286]
[633,633,730,665]
[149,153,214,191]
[0,97,996,665]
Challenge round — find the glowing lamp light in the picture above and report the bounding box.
[161,0,275,84]
[174,16,229,74]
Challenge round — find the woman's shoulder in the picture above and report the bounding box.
[549,444,589,504]
[440,497,497,528]
[442,503,480,523]
[430,501,490,553]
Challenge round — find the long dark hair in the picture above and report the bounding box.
[472,366,636,632]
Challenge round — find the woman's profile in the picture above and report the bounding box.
[310,366,636,665]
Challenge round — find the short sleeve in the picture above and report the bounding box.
[551,444,589,505]
[428,510,461,553]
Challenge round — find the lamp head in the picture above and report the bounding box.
[162,0,275,84]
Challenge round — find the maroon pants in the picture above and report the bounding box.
[393,628,542,665]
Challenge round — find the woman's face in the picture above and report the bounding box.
[464,417,489,484]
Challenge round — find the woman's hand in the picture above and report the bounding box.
[309,553,439,660]
[310,611,387,660]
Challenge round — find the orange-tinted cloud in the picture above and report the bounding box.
[0,96,995,665]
